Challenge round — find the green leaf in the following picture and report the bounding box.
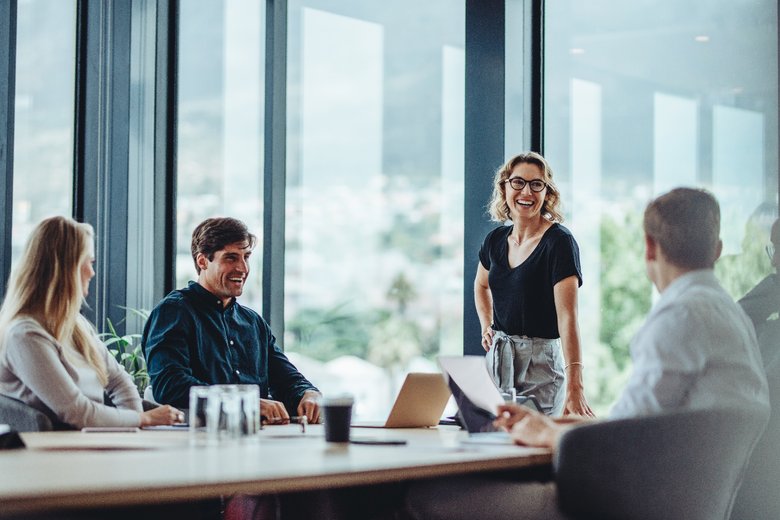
[102,337,124,347]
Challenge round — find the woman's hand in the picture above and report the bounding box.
[140,404,185,427]
[563,384,594,417]
[481,327,494,352]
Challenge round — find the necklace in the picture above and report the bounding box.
[509,221,549,248]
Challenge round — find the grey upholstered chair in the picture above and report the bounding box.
[0,394,54,432]
[730,357,780,520]
[554,408,767,520]
[1,393,156,433]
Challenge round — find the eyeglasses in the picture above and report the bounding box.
[504,177,547,193]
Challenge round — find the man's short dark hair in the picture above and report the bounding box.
[643,187,720,269]
[191,217,257,274]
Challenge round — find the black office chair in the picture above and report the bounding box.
[0,394,54,432]
[554,408,767,520]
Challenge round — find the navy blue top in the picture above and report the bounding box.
[478,223,582,338]
[142,281,318,412]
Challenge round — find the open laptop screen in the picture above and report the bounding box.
[446,376,500,433]
[438,355,543,434]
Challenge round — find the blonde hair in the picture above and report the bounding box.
[0,216,107,385]
[487,152,564,223]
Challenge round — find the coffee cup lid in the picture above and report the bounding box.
[322,395,354,406]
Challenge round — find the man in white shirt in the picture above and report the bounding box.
[405,187,770,520]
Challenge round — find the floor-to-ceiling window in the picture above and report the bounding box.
[11,0,76,263]
[176,0,265,308]
[49,0,768,416]
[539,0,778,413]
[283,0,465,419]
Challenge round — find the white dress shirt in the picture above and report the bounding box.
[611,269,769,419]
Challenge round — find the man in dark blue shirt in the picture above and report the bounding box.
[142,217,321,423]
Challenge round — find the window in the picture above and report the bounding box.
[542,0,778,412]
[284,0,465,419]
[12,0,76,263]
[176,0,265,306]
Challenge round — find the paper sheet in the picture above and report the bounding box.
[437,355,505,414]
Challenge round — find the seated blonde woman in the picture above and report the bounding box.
[0,216,183,429]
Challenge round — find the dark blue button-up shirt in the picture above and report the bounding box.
[142,281,317,412]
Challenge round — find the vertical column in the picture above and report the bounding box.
[153,0,178,299]
[73,0,131,334]
[464,0,505,355]
[0,1,17,301]
[263,0,287,331]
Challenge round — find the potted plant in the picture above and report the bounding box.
[99,307,150,397]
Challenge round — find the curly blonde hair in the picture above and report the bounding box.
[487,152,564,223]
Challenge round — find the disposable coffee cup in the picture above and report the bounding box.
[322,395,354,443]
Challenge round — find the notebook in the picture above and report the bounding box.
[351,372,451,428]
[437,355,541,443]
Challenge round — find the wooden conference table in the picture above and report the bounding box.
[0,424,551,517]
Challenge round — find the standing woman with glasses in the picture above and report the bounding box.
[0,216,184,428]
[476,152,593,416]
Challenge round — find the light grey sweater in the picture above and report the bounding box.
[0,317,142,428]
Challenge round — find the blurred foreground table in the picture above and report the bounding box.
[0,425,550,517]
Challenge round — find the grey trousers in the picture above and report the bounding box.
[486,332,565,416]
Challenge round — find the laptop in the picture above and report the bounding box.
[437,355,541,443]
[351,372,451,428]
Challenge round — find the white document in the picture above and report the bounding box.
[437,355,505,415]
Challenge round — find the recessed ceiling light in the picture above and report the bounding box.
[694,35,710,43]
[570,48,585,55]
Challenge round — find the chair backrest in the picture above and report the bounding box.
[554,408,767,520]
[730,368,780,520]
[0,394,54,432]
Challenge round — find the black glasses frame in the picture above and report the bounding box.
[503,177,547,193]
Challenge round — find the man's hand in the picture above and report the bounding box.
[494,403,535,431]
[509,410,561,448]
[260,398,290,425]
[494,403,587,449]
[495,403,557,448]
[297,390,322,424]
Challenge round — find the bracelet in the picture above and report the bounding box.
[564,361,584,370]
